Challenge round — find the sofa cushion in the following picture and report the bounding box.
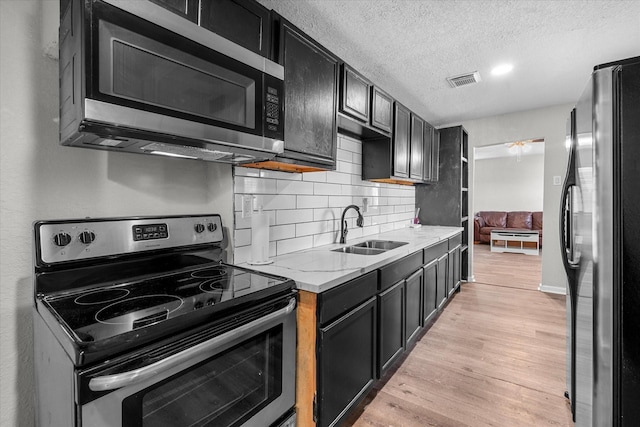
[532,211,543,230]
[478,211,507,228]
[507,211,533,229]
[479,226,500,235]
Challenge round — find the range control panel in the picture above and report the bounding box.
[36,215,223,264]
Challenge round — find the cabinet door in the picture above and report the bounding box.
[200,0,271,57]
[378,280,405,376]
[405,269,423,344]
[393,103,410,178]
[423,122,434,181]
[436,254,448,309]
[447,248,456,297]
[318,297,377,427]
[278,19,338,165]
[409,114,424,181]
[423,259,437,323]
[371,87,393,133]
[340,64,370,122]
[149,0,198,22]
[430,128,440,182]
[453,245,461,290]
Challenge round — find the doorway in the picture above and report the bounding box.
[472,138,545,289]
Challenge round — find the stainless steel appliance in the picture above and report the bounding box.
[33,214,296,427]
[560,56,640,426]
[59,0,284,164]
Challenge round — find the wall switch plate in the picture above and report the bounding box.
[242,195,253,218]
[553,176,562,186]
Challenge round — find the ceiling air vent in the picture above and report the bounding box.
[446,71,482,88]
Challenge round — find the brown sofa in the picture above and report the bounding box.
[474,211,543,246]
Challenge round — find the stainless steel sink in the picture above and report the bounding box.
[331,246,386,255]
[331,240,408,255]
[351,240,408,250]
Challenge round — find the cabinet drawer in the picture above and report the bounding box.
[318,271,377,325]
[449,233,462,249]
[423,241,448,264]
[378,251,422,291]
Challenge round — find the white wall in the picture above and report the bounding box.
[0,2,234,425]
[474,153,544,212]
[452,103,573,293]
[233,135,416,263]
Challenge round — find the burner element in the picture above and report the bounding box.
[75,289,130,305]
[96,295,183,325]
[199,279,225,296]
[191,266,228,279]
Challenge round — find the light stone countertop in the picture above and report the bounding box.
[238,225,463,293]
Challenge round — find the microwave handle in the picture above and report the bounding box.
[88,297,296,392]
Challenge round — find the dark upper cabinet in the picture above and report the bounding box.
[340,64,370,123]
[150,0,198,22]
[423,122,434,181]
[200,0,272,57]
[370,86,393,133]
[393,103,411,179]
[150,0,272,58]
[273,16,339,169]
[409,114,424,181]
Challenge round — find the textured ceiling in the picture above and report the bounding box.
[258,0,640,126]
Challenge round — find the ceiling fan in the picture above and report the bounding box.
[505,138,543,162]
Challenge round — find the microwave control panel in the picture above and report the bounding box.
[264,75,284,140]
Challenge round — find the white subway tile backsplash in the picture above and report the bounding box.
[277,236,314,255]
[297,195,329,209]
[326,172,352,185]
[277,209,314,225]
[277,180,314,195]
[314,182,342,195]
[234,176,276,194]
[232,135,415,254]
[302,171,327,182]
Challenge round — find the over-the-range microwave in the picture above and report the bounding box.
[59,0,284,164]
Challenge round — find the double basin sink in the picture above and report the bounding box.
[332,240,408,255]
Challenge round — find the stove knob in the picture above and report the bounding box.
[79,231,96,245]
[53,232,72,247]
[207,222,217,232]
[194,223,205,233]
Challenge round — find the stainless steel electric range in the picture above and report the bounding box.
[33,214,296,427]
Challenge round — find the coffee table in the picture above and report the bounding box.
[490,229,540,256]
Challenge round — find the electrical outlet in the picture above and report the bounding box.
[242,195,253,218]
[362,198,369,213]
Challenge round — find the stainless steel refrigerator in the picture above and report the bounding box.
[561,56,640,426]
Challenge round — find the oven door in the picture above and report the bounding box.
[78,297,296,427]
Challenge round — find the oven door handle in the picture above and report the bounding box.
[88,297,296,392]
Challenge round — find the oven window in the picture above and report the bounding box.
[99,20,256,128]
[123,325,283,427]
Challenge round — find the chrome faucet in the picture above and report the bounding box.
[340,205,364,244]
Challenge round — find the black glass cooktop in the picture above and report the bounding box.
[42,264,290,343]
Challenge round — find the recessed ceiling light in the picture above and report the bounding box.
[491,64,513,76]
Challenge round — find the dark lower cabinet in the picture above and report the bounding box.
[447,247,456,297]
[378,280,405,376]
[317,297,377,427]
[423,259,438,323]
[405,269,423,344]
[436,253,448,309]
[452,245,461,291]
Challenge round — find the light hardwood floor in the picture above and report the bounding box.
[345,243,572,427]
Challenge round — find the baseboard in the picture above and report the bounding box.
[538,283,566,295]
[463,275,476,282]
